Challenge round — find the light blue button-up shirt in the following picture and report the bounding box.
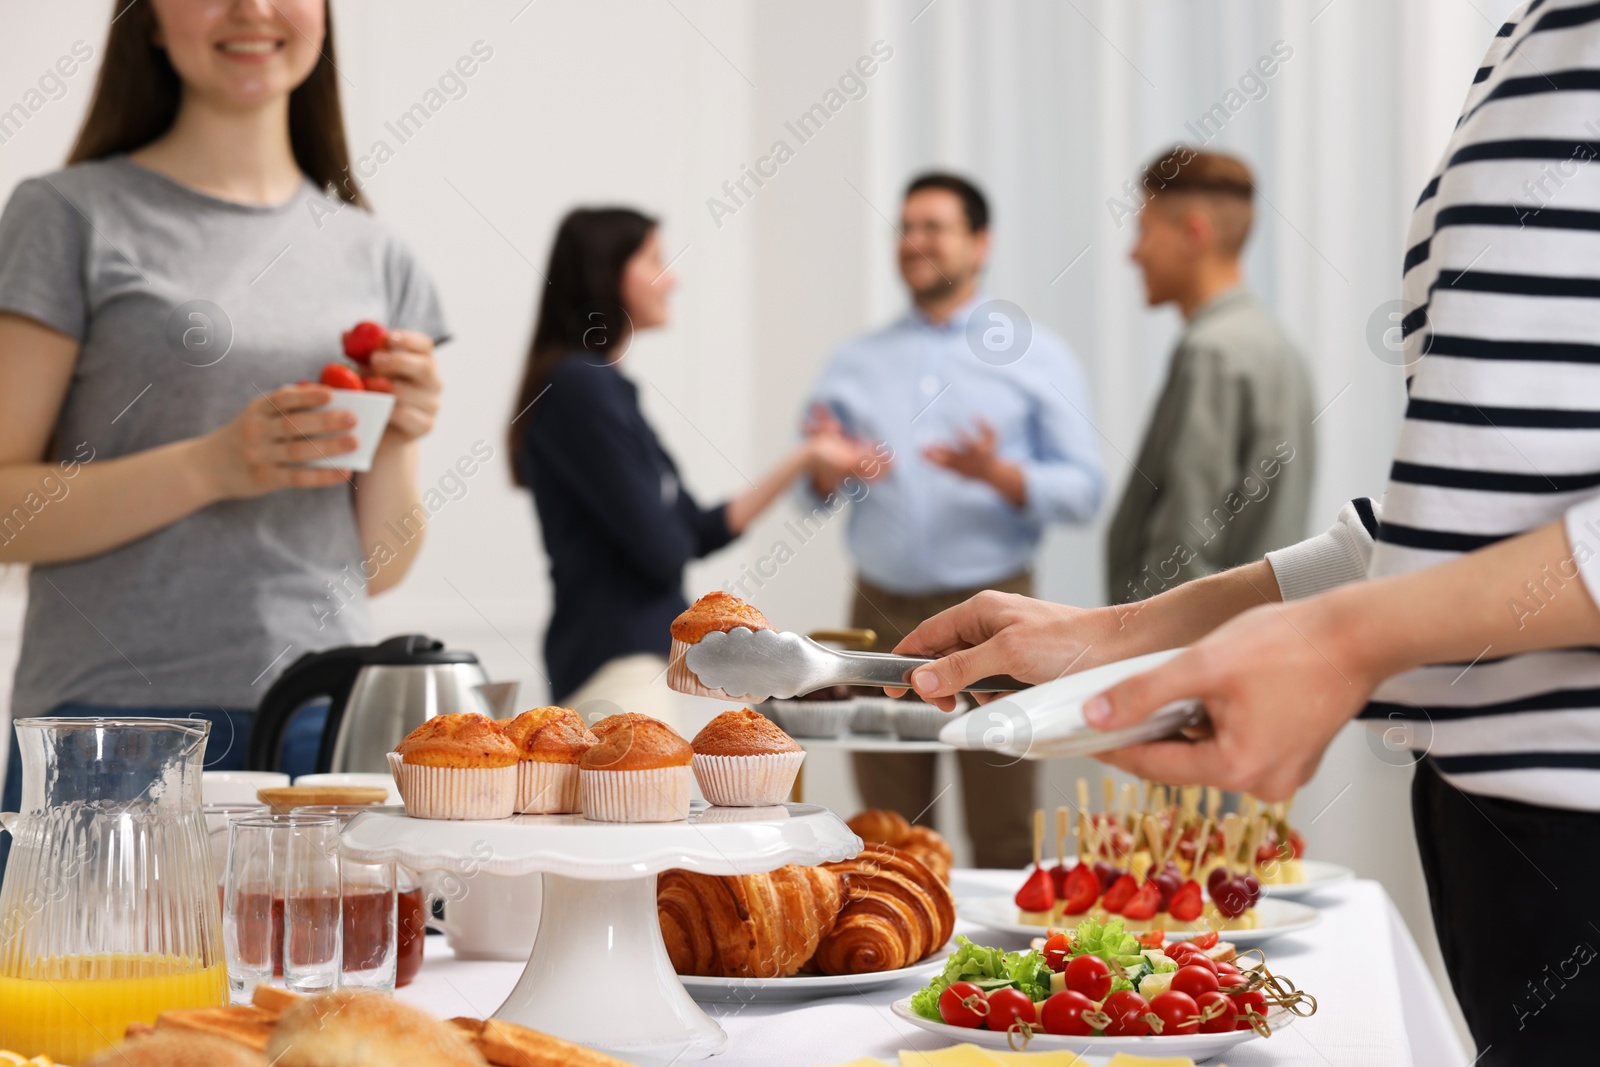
[805,294,1104,594]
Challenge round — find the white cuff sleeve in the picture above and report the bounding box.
[1266,498,1380,601]
[1563,496,1600,611]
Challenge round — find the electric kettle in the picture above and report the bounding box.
[246,634,519,774]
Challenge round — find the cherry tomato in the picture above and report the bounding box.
[1136,929,1166,949]
[319,363,364,391]
[361,375,395,393]
[1105,1008,1152,1037]
[1043,932,1071,973]
[1149,990,1200,1036]
[1039,990,1097,1036]
[1064,953,1112,1001]
[1170,964,1220,1000]
[1194,990,1236,1034]
[986,987,1037,1034]
[1232,989,1268,1031]
[1165,941,1200,963]
[1214,962,1243,987]
[1189,930,1221,951]
[1176,949,1218,975]
[1102,990,1149,1020]
[938,981,989,1028]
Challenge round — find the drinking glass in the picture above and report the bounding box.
[295,805,402,992]
[221,814,341,1001]
[203,803,268,888]
[283,818,341,994]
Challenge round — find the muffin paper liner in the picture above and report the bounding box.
[387,751,515,820]
[580,765,693,823]
[668,637,752,701]
[888,704,953,741]
[515,759,581,814]
[772,702,855,739]
[693,751,805,807]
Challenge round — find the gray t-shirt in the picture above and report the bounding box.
[0,157,448,717]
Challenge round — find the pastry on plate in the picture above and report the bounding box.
[267,991,486,1067]
[657,865,843,977]
[498,706,597,814]
[847,809,953,883]
[813,843,955,974]
[580,713,693,822]
[690,708,804,806]
[450,1018,630,1067]
[387,713,517,821]
[668,591,772,698]
[84,1032,267,1067]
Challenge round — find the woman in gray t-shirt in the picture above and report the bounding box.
[0,2,447,827]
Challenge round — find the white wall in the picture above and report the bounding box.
[0,0,1526,1049]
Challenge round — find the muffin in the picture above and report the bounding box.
[387,713,517,820]
[498,706,597,814]
[579,713,694,822]
[690,708,805,806]
[667,591,773,699]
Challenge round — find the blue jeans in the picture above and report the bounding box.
[0,701,329,878]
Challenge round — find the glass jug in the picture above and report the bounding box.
[0,718,227,1063]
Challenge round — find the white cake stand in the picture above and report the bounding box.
[339,802,860,1059]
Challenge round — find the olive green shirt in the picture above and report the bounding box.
[1105,287,1316,605]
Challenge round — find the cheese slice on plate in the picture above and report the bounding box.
[900,1046,1088,1067]
[1105,1053,1199,1067]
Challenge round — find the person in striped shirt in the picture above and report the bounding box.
[890,2,1600,1058]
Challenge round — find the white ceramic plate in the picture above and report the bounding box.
[1259,859,1355,899]
[679,954,948,1003]
[890,997,1290,1063]
[956,895,1321,948]
[937,649,1205,759]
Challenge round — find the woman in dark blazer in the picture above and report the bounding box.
[509,208,880,727]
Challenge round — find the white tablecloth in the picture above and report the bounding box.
[397,871,1468,1066]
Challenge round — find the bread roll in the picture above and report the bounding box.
[266,991,487,1067]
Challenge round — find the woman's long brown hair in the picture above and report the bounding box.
[507,207,656,487]
[67,0,365,209]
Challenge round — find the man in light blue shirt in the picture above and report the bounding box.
[804,172,1103,867]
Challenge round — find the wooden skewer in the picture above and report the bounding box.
[1220,814,1243,877]
[1032,809,1044,869]
[1206,786,1221,821]
[1102,777,1116,815]
[1143,814,1166,868]
[1055,806,1069,869]
[1194,816,1215,870]
[1077,778,1090,817]
[1076,812,1090,864]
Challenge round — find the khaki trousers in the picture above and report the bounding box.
[850,572,1036,870]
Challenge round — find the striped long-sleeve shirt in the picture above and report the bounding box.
[1267,0,1600,810]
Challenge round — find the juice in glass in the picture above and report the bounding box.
[0,954,228,1063]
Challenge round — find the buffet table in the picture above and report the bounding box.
[396,870,1468,1066]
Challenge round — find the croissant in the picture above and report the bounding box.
[847,808,911,845]
[657,865,842,978]
[810,843,956,975]
[846,810,953,883]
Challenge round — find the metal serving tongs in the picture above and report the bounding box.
[675,627,1028,702]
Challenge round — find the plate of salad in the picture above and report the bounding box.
[678,953,948,1003]
[893,919,1309,1063]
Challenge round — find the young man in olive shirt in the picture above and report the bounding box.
[1107,148,1316,609]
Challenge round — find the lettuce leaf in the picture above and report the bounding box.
[1067,917,1146,972]
[908,936,1052,1021]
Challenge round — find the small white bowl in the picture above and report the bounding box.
[201,770,289,806]
[299,388,395,472]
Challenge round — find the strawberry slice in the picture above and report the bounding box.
[1051,864,1071,897]
[361,375,395,393]
[1101,873,1139,913]
[1061,863,1101,915]
[319,363,364,391]
[1120,881,1162,921]
[1167,880,1204,922]
[1288,830,1306,860]
[1015,867,1056,912]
